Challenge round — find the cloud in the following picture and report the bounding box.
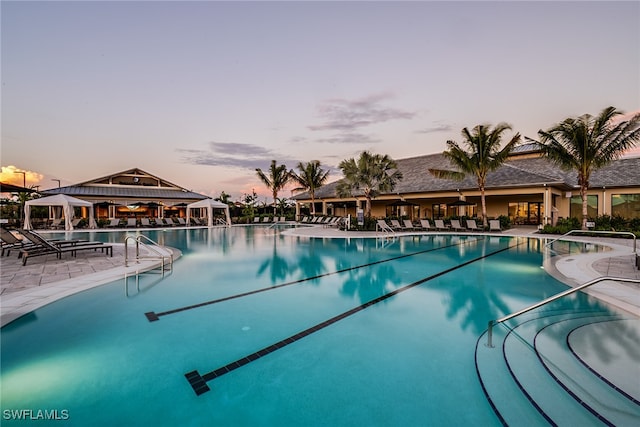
[0,165,44,188]
[177,141,297,170]
[308,93,416,132]
[415,121,453,134]
[314,133,381,145]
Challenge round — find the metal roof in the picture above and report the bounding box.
[42,186,207,200]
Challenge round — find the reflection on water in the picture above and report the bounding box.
[7,227,630,427]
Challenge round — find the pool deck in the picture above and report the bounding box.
[1,225,638,327]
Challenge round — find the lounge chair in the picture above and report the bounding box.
[18,230,113,266]
[299,216,309,223]
[140,218,153,227]
[376,219,395,233]
[434,220,449,231]
[449,219,464,231]
[176,217,187,226]
[126,218,137,228]
[489,220,502,232]
[254,217,261,223]
[389,219,404,230]
[1,228,39,256]
[107,218,121,228]
[466,219,481,232]
[49,218,64,230]
[403,219,416,230]
[325,217,342,228]
[280,217,286,222]
[419,219,433,231]
[263,217,271,223]
[71,218,83,228]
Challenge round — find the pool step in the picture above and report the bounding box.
[533,317,640,426]
[476,311,640,426]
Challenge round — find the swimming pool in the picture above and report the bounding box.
[1,226,638,426]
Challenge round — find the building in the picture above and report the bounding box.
[42,168,208,221]
[292,146,640,224]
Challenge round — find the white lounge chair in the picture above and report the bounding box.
[389,219,404,230]
[449,219,464,231]
[489,220,502,232]
[466,219,481,232]
[403,219,415,230]
[434,219,449,231]
[420,219,433,231]
[126,218,137,228]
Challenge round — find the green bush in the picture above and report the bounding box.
[539,215,640,236]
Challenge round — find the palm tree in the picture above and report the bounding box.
[537,106,640,230]
[290,160,330,216]
[215,191,232,205]
[337,151,403,218]
[256,160,291,215]
[429,123,521,228]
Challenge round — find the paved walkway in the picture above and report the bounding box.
[1,226,638,326]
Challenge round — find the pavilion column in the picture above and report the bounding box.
[543,185,550,226]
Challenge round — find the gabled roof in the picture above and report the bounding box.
[292,153,640,200]
[42,167,208,201]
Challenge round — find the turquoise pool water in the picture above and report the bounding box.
[0,227,633,426]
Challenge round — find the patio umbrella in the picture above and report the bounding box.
[95,201,121,208]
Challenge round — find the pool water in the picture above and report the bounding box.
[1,227,636,426]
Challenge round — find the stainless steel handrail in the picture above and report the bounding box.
[486,276,640,347]
[124,234,173,275]
[545,230,636,253]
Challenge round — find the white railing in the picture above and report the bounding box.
[545,229,636,253]
[486,276,640,347]
[124,234,173,275]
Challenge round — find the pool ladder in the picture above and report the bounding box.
[124,234,173,275]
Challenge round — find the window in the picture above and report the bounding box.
[508,202,527,224]
[570,195,598,218]
[432,204,446,219]
[611,194,640,219]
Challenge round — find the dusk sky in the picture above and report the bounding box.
[2,1,639,202]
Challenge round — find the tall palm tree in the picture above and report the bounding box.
[337,151,403,218]
[429,123,521,228]
[215,191,232,205]
[537,106,640,230]
[290,160,330,216]
[256,160,291,215]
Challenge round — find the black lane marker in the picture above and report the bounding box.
[146,237,485,322]
[185,239,523,396]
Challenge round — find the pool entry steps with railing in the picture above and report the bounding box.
[476,276,640,426]
[124,234,174,296]
[183,238,527,396]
